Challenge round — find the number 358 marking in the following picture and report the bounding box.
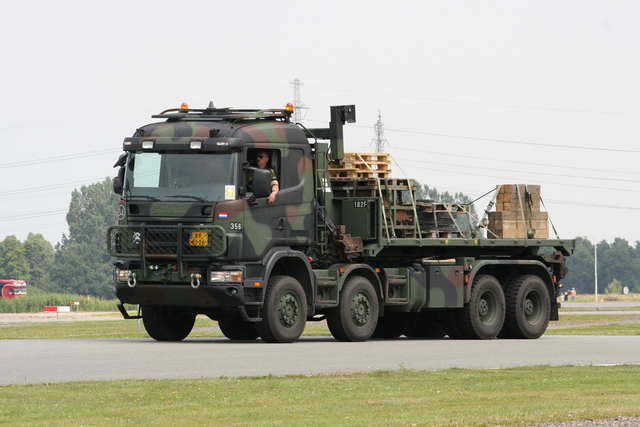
[229,222,242,231]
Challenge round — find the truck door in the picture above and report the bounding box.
[242,147,314,259]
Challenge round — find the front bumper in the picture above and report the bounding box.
[115,283,244,308]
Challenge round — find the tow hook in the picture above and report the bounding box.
[127,272,137,288]
[191,273,202,289]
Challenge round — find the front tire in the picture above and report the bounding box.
[218,318,259,340]
[327,276,379,342]
[256,275,307,343]
[142,305,195,342]
[502,274,550,339]
[457,275,505,339]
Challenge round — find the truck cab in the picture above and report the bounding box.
[0,279,27,299]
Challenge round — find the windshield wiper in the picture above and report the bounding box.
[165,195,207,202]
[125,195,160,202]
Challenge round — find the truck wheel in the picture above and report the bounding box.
[256,275,307,343]
[372,312,409,339]
[142,305,195,341]
[458,275,505,339]
[218,318,259,340]
[502,274,550,339]
[327,276,379,342]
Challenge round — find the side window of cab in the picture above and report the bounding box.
[246,149,280,197]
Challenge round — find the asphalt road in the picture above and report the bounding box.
[2,335,639,385]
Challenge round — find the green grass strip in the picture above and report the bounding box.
[1,366,638,426]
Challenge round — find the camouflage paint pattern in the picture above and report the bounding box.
[108,104,574,321]
[425,265,464,308]
[110,107,317,309]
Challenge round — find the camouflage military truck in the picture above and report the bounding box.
[108,103,575,343]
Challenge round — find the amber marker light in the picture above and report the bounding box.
[180,102,189,109]
[254,282,261,287]
[285,102,294,111]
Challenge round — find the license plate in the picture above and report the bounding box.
[189,231,208,246]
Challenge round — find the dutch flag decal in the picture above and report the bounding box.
[218,213,228,219]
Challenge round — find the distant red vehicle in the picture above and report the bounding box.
[0,279,28,299]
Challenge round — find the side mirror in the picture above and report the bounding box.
[245,167,272,199]
[113,167,124,195]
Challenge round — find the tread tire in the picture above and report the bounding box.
[256,275,307,343]
[457,274,505,339]
[502,274,550,339]
[142,305,195,342]
[218,318,259,340]
[327,276,379,342]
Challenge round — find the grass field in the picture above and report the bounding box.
[1,366,639,426]
[2,299,639,426]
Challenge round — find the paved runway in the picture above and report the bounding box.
[2,335,639,385]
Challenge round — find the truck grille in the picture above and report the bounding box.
[107,225,226,259]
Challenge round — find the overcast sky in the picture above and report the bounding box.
[2,1,639,246]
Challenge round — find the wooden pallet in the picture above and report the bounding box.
[329,152,393,180]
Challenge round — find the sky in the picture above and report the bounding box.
[1,0,639,247]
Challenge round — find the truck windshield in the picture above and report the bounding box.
[124,152,238,202]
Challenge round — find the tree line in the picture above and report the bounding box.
[0,178,637,299]
[0,178,118,299]
[563,236,640,295]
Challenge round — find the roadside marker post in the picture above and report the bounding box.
[44,306,71,321]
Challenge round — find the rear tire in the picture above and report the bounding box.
[142,305,195,342]
[256,275,307,343]
[502,274,550,339]
[457,275,505,339]
[327,276,379,342]
[218,318,259,340]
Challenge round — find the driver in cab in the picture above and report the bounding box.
[247,150,279,203]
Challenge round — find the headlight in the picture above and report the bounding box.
[141,140,154,149]
[114,269,132,283]
[209,271,243,284]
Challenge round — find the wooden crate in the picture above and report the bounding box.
[488,184,548,239]
[494,184,541,212]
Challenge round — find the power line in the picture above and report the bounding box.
[395,155,640,185]
[393,146,640,177]
[305,116,639,155]
[0,209,68,221]
[0,86,289,133]
[0,178,107,197]
[0,149,119,169]
[383,127,640,154]
[305,85,640,117]
[547,199,640,211]
[396,160,640,194]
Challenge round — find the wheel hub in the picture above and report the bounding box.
[351,292,371,326]
[278,292,299,327]
[524,299,534,316]
[478,299,489,317]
